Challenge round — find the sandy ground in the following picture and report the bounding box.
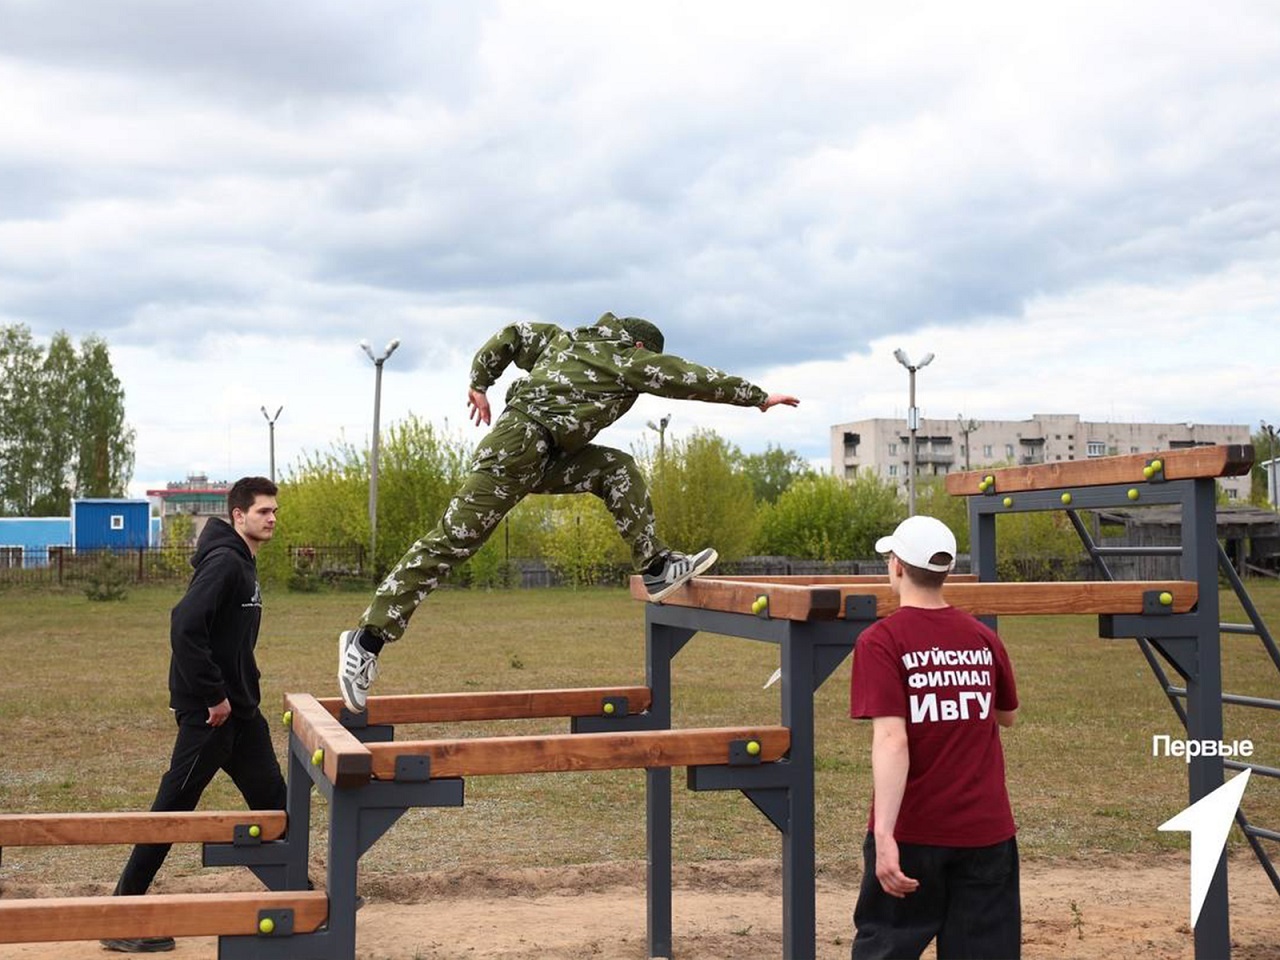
[2,855,1278,959]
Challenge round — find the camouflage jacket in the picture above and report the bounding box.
[469,313,769,453]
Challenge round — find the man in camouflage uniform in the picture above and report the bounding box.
[339,313,799,712]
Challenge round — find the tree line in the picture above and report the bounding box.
[257,413,1109,587]
[0,324,135,516]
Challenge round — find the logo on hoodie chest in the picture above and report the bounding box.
[242,580,263,609]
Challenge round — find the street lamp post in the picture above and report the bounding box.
[260,405,283,482]
[1263,420,1278,510]
[894,348,935,517]
[646,413,672,462]
[361,338,401,574]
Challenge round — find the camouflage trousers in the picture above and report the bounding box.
[362,408,665,641]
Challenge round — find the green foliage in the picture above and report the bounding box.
[755,473,905,560]
[83,551,129,602]
[540,495,629,586]
[1250,427,1276,506]
[733,444,813,504]
[993,510,1085,580]
[642,430,758,562]
[0,324,136,516]
[914,477,972,554]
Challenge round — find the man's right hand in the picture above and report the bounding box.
[468,388,491,426]
[874,834,920,898]
[206,698,231,727]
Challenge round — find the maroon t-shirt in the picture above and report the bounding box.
[849,605,1019,847]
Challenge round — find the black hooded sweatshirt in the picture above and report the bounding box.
[168,518,264,718]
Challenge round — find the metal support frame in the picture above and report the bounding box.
[644,603,870,959]
[968,476,1237,959]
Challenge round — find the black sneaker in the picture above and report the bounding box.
[100,938,176,953]
[642,548,718,602]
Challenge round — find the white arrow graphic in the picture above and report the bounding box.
[1158,768,1251,928]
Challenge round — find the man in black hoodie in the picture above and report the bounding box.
[102,477,284,954]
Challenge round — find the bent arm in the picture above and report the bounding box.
[469,322,561,392]
[170,558,232,708]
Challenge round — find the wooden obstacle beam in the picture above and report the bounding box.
[0,890,328,944]
[630,575,1197,620]
[284,692,373,787]
[314,685,653,725]
[364,726,791,780]
[945,443,1253,496]
[0,810,287,848]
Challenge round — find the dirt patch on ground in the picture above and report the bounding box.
[1,855,1277,959]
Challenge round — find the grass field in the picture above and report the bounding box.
[1,581,1278,889]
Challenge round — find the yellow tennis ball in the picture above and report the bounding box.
[603,702,616,715]
[282,710,293,727]
[1128,488,1140,501]
[746,740,762,756]
[1002,497,1013,508]
[249,824,261,838]
[1151,459,1163,471]
[1061,492,1072,505]
[259,918,275,935]
[1159,591,1173,606]
[1143,465,1154,479]
[311,748,324,766]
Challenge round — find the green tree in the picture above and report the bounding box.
[32,333,79,515]
[1251,426,1277,507]
[540,495,629,586]
[0,325,43,515]
[0,325,136,515]
[755,473,904,560]
[74,335,135,498]
[643,430,758,562]
[734,444,813,504]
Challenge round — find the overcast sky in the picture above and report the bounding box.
[2,1,1278,498]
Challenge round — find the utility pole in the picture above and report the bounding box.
[360,338,401,575]
[894,349,934,516]
[260,405,283,482]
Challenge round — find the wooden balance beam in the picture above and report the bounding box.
[630,575,1197,620]
[0,890,328,944]
[365,726,791,780]
[945,443,1253,496]
[0,810,287,848]
[314,685,653,725]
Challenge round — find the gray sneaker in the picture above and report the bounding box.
[642,548,718,602]
[100,938,175,953]
[338,629,380,713]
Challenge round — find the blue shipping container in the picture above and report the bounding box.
[72,499,152,550]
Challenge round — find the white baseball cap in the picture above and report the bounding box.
[875,515,957,573]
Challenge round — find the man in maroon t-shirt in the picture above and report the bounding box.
[849,515,1021,960]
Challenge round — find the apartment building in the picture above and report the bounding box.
[830,414,1253,500]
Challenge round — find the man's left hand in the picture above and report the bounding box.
[760,394,800,411]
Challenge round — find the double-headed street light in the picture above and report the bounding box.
[646,413,672,463]
[894,348,935,517]
[361,338,401,574]
[260,405,283,482]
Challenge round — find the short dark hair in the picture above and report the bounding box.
[897,554,950,590]
[227,476,278,517]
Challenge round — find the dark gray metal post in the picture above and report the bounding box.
[780,624,816,960]
[1183,478,1231,959]
[646,616,677,959]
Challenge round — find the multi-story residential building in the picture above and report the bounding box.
[830,414,1253,500]
[146,473,232,540]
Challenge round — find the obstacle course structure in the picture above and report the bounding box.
[0,443,1272,959]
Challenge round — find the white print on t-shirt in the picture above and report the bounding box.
[902,647,995,724]
[910,690,992,723]
[900,647,993,670]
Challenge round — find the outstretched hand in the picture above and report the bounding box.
[760,394,800,412]
[467,388,491,426]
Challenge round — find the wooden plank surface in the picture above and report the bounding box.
[0,890,328,943]
[316,686,653,725]
[0,811,286,848]
[629,575,841,620]
[283,692,372,787]
[633,577,1196,619]
[366,726,791,780]
[945,444,1253,496]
